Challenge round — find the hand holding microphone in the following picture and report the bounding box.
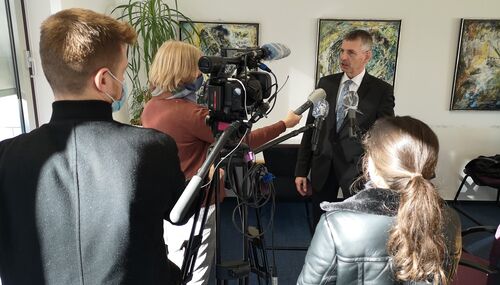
[282,110,302,128]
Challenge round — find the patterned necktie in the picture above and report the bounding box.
[336,80,353,132]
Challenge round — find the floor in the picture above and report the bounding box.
[208,198,500,284]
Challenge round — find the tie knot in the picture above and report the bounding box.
[344,80,353,87]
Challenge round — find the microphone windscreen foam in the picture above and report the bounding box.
[309,88,326,104]
[262,43,291,60]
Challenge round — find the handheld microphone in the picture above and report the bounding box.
[311,99,329,151]
[343,91,359,138]
[294,88,326,115]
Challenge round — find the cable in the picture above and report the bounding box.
[227,77,249,118]
[199,128,249,190]
[267,75,289,115]
[228,163,276,239]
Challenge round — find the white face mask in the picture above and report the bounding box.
[102,71,128,112]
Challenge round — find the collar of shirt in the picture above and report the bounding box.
[340,69,365,91]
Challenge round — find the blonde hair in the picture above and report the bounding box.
[362,116,452,284]
[149,40,202,92]
[40,8,136,94]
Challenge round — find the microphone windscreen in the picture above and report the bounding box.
[262,43,291,60]
[343,91,359,109]
[309,88,326,104]
[312,99,329,118]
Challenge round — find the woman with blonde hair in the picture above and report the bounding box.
[297,116,461,285]
[142,40,301,284]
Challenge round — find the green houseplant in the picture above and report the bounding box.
[112,0,195,125]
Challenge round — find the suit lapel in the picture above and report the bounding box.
[356,73,371,102]
[325,74,342,132]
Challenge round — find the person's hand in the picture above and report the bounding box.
[282,111,302,128]
[295,176,311,196]
[208,165,224,180]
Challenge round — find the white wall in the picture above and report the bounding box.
[24,0,129,124]
[25,0,500,200]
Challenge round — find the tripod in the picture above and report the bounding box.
[219,145,277,285]
[176,121,316,284]
[180,140,274,284]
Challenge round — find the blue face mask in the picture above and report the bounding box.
[168,75,204,103]
[103,71,128,112]
[184,75,204,92]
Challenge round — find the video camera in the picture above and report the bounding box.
[198,43,290,134]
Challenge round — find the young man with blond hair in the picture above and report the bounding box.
[0,8,186,284]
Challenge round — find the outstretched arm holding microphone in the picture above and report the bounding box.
[141,40,302,285]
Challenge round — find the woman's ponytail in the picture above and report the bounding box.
[388,176,448,284]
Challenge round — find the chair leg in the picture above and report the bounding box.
[496,188,500,206]
[304,200,314,236]
[454,175,469,203]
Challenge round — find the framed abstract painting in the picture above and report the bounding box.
[179,21,259,56]
[450,19,499,110]
[316,19,401,87]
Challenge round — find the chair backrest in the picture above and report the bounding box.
[492,225,500,267]
[465,155,500,185]
[452,226,500,285]
[262,144,307,202]
[452,254,499,285]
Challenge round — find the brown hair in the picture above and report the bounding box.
[40,8,136,94]
[149,40,202,92]
[362,116,451,284]
[344,29,373,51]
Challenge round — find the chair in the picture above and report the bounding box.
[453,155,500,225]
[452,225,500,285]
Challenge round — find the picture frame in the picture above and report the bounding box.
[316,19,401,87]
[450,19,499,111]
[179,21,259,56]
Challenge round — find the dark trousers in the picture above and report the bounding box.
[310,158,362,226]
[311,169,341,226]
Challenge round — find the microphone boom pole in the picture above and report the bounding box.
[253,124,315,154]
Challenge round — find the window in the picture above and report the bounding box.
[0,0,37,142]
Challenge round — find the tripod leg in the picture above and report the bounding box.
[180,175,218,284]
[254,208,271,284]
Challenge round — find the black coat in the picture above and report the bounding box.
[0,101,185,284]
[295,72,395,193]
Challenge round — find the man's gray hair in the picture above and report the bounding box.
[343,29,373,51]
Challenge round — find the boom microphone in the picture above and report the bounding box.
[248,43,291,61]
[260,43,291,60]
[294,88,326,115]
[199,43,290,74]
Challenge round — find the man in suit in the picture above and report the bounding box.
[0,8,187,284]
[295,30,395,225]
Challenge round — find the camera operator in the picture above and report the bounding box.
[141,40,301,285]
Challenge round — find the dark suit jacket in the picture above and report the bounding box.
[295,72,394,193]
[0,101,185,284]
